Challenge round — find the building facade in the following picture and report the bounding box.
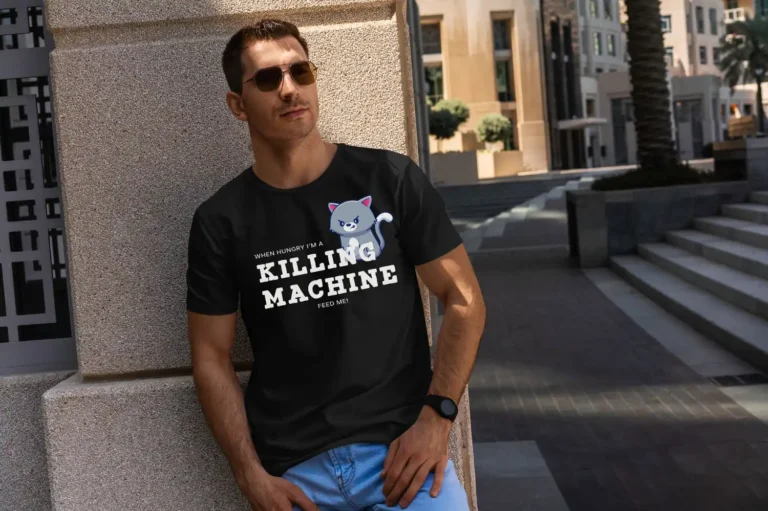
[661,0,724,77]
[540,0,588,170]
[418,0,552,173]
[578,0,628,167]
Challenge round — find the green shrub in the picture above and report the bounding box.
[476,114,513,144]
[428,108,460,140]
[591,162,744,191]
[433,99,470,125]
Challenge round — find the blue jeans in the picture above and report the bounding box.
[282,442,469,510]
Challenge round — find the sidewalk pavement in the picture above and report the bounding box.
[448,179,768,510]
[454,177,591,253]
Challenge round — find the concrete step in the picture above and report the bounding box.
[751,191,768,205]
[638,242,768,321]
[722,203,768,224]
[611,255,768,372]
[694,216,768,250]
[666,229,768,280]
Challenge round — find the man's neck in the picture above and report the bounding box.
[250,132,336,190]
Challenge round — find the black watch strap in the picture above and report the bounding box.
[425,394,459,421]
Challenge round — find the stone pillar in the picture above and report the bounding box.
[42,0,477,509]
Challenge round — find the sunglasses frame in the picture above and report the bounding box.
[244,61,318,92]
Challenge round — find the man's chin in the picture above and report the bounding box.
[267,125,316,143]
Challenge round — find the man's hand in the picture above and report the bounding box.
[380,406,453,508]
[242,468,319,511]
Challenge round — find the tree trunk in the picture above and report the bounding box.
[757,78,765,133]
[624,0,678,169]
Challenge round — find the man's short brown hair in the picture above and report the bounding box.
[222,19,310,94]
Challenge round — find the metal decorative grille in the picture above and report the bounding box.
[0,0,76,375]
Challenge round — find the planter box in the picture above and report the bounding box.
[714,137,768,191]
[566,181,751,267]
[430,150,525,185]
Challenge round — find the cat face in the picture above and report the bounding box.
[328,196,376,235]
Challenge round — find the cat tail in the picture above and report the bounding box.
[374,212,394,251]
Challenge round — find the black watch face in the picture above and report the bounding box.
[440,399,457,416]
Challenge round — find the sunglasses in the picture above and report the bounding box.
[245,61,318,92]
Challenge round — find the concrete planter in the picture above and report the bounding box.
[713,137,768,190]
[566,181,751,267]
[430,149,524,185]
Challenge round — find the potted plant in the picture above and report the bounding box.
[432,99,470,127]
[476,113,512,152]
[428,107,460,153]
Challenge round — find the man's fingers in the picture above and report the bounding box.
[430,457,448,497]
[382,448,410,496]
[286,482,319,511]
[384,457,421,507]
[398,460,433,508]
[381,439,399,478]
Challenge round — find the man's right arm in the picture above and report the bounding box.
[187,311,317,511]
[188,311,264,491]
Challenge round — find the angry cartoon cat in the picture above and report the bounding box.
[328,196,393,261]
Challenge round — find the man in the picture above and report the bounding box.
[186,19,486,511]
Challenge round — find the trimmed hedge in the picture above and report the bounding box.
[591,163,746,191]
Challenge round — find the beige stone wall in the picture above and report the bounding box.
[42,0,477,508]
[418,0,550,171]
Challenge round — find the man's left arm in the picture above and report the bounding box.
[381,243,486,508]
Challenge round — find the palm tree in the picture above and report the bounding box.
[624,0,678,169]
[718,16,768,133]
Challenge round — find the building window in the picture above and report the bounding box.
[713,46,720,64]
[421,23,442,54]
[696,6,704,34]
[586,98,596,117]
[594,32,603,55]
[699,45,707,64]
[744,103,753,115]
[709,8,718,35]
[596,67,604,73]
[608,34,616,56]
[590,0,598,17]
[495,60,514,102]
[604,0,613,19]
[493,19,511,50]
[661,15,671,33]
[424,65,444,104]
[665,46,674,62]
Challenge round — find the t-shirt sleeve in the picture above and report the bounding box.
[186,207,239,315]
[396,157,464,266]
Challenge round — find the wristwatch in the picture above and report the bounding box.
[424,394,459,421]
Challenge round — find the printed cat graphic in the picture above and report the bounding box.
[328,196,393,260]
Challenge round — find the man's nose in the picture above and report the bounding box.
[279,71,299,98]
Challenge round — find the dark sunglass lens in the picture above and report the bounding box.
[290,62,316,86]
[254,67,283,91]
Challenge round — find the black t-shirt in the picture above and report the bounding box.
[186,143,463,476]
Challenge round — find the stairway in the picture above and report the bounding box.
[610,191,768,371]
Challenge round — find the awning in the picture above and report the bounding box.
[557,117,608,130]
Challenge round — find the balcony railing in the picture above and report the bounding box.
[725,7,752,23]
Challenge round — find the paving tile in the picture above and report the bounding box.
[470,262,768,510]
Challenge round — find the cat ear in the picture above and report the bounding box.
[360,196,372,208]
[328,203,339,212]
